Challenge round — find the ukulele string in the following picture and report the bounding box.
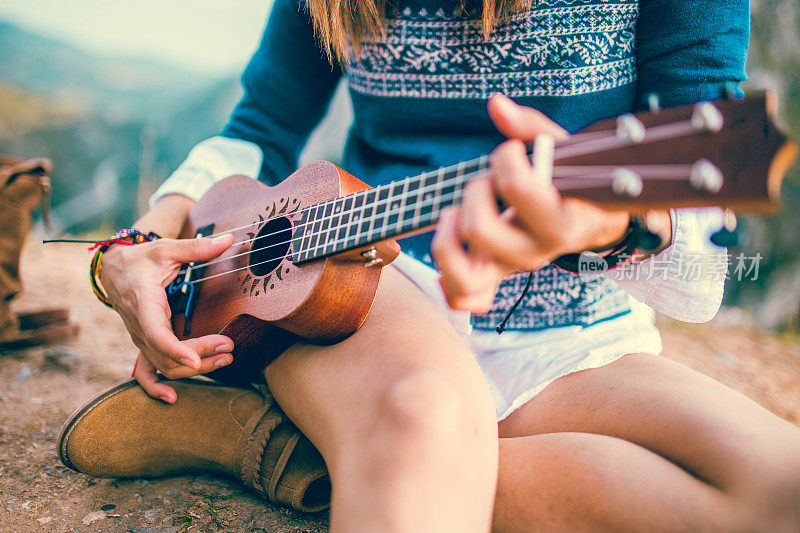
[190,114,700,253]
[187,165,693,272]
[186,171,692,285]
[186,123,649,243]
[187,161,500,271]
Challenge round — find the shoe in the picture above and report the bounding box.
[57,378,330,512]
[0,308,78,351]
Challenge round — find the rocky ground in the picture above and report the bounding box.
[1,236,799,532]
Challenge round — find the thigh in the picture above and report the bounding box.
[499,353,800,495]
[264,265,497,460]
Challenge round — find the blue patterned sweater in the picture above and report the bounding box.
[221,0,748,331]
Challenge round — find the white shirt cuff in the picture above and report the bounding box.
[608,208,727,323]
[149,136,263,208]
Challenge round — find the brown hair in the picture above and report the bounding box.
[307,0,535,64]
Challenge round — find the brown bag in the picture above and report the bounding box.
[0,155,52,342]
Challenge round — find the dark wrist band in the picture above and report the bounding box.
[552,215,661,274]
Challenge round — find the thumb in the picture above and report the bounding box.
[488,94,568,141]
[166,234,234,263]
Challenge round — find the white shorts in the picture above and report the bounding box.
[391,252,664,421]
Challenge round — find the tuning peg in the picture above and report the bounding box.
[645,93,660,113]
[710,209,739,247]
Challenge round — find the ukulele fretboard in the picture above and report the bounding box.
[291,156,488,263]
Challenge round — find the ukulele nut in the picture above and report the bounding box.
[616,114,646,143]
[611,168,643,198]
[689,159,723,194]
[362,248,383,267]
[691,102,724,133]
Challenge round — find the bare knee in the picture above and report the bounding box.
[377,369,497,451]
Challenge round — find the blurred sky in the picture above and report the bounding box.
[0,0,273,75]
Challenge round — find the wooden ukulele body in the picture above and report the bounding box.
[171,161,399,384]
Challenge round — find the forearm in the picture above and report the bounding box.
[133,194,195,239]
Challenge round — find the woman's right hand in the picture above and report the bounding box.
[100,234,235,402]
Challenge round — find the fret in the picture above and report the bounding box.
[371,185,391,241]
[391,178,412,235]
[346,192,366,249]
[324,198,346,256]
[382,181,405,239]
[430,165,448,220]
[408,172,428,232]
[334,196,355,252]
[356,189,378,248]
[296,206,314,262]
[413,170,441,229]
[397,175,422,235]
[312,201,334,259]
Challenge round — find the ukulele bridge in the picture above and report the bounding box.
[167,224,215,336]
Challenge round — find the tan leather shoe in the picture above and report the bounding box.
[58,379,330,512]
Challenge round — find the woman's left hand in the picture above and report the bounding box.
[431,94,631,312]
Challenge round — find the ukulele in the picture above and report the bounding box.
[166,92,797,385]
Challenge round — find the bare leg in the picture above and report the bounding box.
[494,353,800,532]
[265,266,499,532]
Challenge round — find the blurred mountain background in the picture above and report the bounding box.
[0,0,798,328]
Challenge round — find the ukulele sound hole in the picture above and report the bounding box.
[249,216,292,277]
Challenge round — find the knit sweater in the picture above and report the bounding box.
[154,0,749,330]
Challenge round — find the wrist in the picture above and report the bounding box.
[582,211,631,253]
[134,194,194,239]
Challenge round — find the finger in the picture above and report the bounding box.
[136,290,201,369]
[134,353,177,403]
[488,94,568,141]
[153,234,234,264]
[460,177,544,269]
[181,334,234,358]
[439,277,498,313]
[432,208,503,305]
[490,140,572,254]
[156,350,233,379]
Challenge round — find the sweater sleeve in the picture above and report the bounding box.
[150,0,341,206]
[608,0,749,322]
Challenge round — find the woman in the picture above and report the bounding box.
[61,0,800,530]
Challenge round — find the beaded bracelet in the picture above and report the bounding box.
[89,228,161,308]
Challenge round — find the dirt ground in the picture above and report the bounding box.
[1,236,799,532]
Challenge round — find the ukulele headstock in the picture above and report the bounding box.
[555,91,798,213]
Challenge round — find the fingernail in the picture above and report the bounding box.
[180,356,198,368]
[160,395,174,403]
[212,234,231,244]
[215,357,232,368]
[215,343,233,354]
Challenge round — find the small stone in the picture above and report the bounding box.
[37,517,52,525]
[15,366,35,382]
[81,510,106,525]
[100,504,116,511]
[143,509,160,523]
[21,500,32,510]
